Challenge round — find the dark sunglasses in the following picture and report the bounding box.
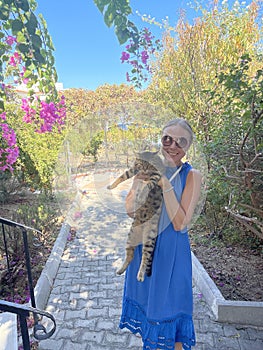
[161,135,188,149]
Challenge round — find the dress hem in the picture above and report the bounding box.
[119,297,195,350]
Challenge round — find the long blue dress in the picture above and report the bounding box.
[119,162,196,350]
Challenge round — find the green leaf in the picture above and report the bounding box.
[104,2,116,27]
[93,0,111,13]
[25,59,32,67]
[115,26,130,45]
[117,0,132,16]
[17,43,30,54]
[33,49,45,64]
[0,99,4,112]
[0,9,9,20]
[16,31,27,43]
[15,0,30,12]
[2,54,9,62]
[31,34,42,48]
[23,68,32,78]
[12,19,23,34]
[26,13,38,34]
[114,14,125,27]
[17,0,30,12]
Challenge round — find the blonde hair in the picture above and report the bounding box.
[162,118,193,146]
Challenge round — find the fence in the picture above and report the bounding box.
[0,217,56,349]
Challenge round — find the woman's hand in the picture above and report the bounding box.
[158,176,172,191]
[161,148,175,166]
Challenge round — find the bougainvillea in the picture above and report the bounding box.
[0,0,61,173]
[120,27,162,88]
[21,95,66,133]
[0,112,19,171]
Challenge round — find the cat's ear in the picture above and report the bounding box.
[158,151,166,163]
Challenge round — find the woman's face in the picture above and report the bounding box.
[161,124,191,166]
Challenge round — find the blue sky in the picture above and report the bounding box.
[36,0,199,90]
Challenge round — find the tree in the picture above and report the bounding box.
[147,1,261,139]
[210,55,263,239]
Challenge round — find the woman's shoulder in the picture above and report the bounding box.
[186,168,202,187]
[183,162,202,180]
[183,162,201,173]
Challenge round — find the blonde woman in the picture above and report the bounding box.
[119,118,202,350]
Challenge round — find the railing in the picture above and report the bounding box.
[0,217,56,349]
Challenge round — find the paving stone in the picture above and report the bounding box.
[214,335,241,349]
[195,332,215,347]
[103,330,129,344]
[223,324,244,337]
[87,306,109,318]
[81,330,105,343]
[64,309,87,320]
[38,339,64,350]
[127,334,142,348]
[198,318,224,334]
[239,338,263,350]
[96,319,116,330]
[247,326,263,340]
[55,327,80,339]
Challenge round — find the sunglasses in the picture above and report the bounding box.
[161,135,188,149]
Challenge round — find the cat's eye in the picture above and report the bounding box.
[161,135,188,149]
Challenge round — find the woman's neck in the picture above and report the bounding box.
[165,160,183,167]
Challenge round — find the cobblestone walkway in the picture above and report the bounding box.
[39,178,263,350]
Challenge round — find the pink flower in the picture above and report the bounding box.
[74,211,82,220]
[141,50,149,65]
[0,112,6,121]
[142,28,153,43]
[5,35,16,46]
[21,96,66,133]
[9,52,21,67]
[9,56,17,67]
[121,51,130,63]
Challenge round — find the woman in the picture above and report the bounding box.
[119,118,202,350]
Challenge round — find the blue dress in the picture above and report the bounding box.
[119,162,196,350]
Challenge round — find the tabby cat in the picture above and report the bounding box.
[107,151,165,282]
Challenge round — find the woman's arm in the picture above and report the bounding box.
[159,169,202,231]
[125,187,136,218]
[125,175,147,218]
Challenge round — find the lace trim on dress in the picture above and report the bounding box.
[119,298,196,350]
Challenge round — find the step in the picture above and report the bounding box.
[0,312,17,350]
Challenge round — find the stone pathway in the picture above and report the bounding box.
[38,176,263,350]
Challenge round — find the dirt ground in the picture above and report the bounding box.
[191,240,263,301]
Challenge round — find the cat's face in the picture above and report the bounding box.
[134,151,164,175]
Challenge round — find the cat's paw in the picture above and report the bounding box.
[117,267,125,275]
[107,184,114,190]
[137,271,145,282]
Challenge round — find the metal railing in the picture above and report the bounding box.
[0,217,56,349]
